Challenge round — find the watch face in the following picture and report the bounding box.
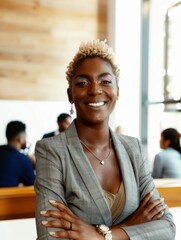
[105,232,112,240]
[99,224,109,233]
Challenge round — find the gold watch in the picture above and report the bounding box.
[96,224,112,240]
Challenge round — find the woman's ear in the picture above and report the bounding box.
[67,88,73,103]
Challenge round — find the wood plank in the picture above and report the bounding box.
[0,77,68,101]
[0,186,36,220]
[157,187,181,207]
[0,53,65,66]
[0,0,107,100]
[154,179,181,207]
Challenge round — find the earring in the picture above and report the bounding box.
[70,103,74,115]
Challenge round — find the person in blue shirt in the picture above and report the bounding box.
[152,128,181,178]
[0,121,35,187]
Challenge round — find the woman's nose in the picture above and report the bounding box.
[87,81,102,95]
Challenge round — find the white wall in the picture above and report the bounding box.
[108,0,141,137]
[0,218,36,240]
[148,0,181,166]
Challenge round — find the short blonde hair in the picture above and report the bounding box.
[66,39,120,87]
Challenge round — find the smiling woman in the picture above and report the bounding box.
[68,57,118,125]
[34,40,175,240]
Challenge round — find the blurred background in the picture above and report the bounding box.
[0,0,180,168]
[0,0,180,239]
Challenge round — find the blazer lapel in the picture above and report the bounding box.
[65,122,112,226]
[110,130,139,224]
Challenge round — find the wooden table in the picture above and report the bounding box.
[154,178,181,207]
[0,186,35,220]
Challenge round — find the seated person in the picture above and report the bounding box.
[152,128,181,178]
[42,113,72,139]
[0,121,35,187]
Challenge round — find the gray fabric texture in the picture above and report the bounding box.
[35,121,175,240]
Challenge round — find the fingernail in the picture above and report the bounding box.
[49,232,56,236]
[150,191,153,196]
[40,211,47,215]
[49,200,56,204]
[42,221,48,225]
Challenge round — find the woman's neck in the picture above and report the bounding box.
[75,118,110,145]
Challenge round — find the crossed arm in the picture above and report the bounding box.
[40,191,166,240]
[35,139,175,240]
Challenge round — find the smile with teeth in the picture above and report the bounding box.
[87,102,106,107]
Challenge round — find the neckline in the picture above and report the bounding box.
[103,182,122,196]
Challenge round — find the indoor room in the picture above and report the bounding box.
[0,0,180,239]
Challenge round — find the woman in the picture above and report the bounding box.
[35,40,175,239]
[152,128,181,178]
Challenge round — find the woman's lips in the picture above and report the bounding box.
[87,102,106,107]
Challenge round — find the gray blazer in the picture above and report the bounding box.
[35,121,175,240]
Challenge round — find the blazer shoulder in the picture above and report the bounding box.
[117,134,141,148]
[42,131,55,139]
[36,133,65,149]
[115,134,143,163]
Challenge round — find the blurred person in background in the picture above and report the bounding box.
[115,125,123,134]
[152,128,181,178]
[42,113,72,139]
[0,121,35,187]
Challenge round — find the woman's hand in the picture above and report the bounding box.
[120,191,166,227]
[40,200,103,240]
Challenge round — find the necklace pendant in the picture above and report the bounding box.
[100,160,105,165]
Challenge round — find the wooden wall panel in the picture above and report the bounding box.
[0,0,107,100]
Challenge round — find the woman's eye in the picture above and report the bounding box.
[100,75,113,85]
[102,79,112,85]
[76,81,88,87]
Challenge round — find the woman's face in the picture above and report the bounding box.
[68,57,119,124]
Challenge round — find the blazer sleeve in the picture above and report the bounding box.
[120,138,176,240]
[34,139,67,240]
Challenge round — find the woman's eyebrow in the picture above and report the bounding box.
[74,74,89,79]
[75,72,113,79]
[99,72,113,78]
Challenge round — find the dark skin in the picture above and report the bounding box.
[40,57,166,239]
[69,57,121,194]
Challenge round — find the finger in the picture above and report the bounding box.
[152,210,165,220]
[145,197,164,212]
[143,203,166,221]
[40,209,75,224]
[40,210,62,218]
[49,230,79,239]
[140,191,153,208]
[49,200,77,218]
[42,219,71,229]
[150,204,167,219]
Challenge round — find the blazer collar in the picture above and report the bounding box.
[65,121,137,225]
[110,130,138,224]
[65,121,112,225]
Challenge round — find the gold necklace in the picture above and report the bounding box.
[80,138,112,165]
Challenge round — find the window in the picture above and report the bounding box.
[147,0,181,167]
